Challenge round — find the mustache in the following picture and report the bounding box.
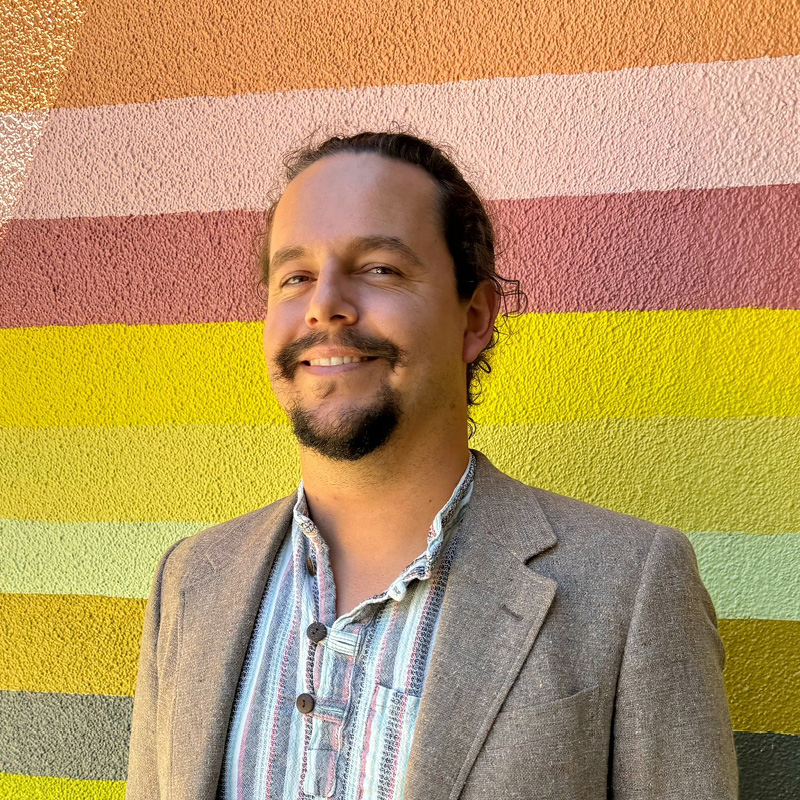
[274,329,405,380]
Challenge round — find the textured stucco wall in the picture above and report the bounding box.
[1,0,798,797]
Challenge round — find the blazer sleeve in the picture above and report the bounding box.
[610,525,739,798]
[125,538,185,800]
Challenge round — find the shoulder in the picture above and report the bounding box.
[470,449,695,578]
[520,482,703,612]
[531,483,688,559]
[156,493,296,593]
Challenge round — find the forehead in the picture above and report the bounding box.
[269,151,444,254]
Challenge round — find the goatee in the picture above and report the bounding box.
[289,384,403,461]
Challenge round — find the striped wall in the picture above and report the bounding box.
[1,0,798,796]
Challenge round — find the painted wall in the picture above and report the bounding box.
[1,0,798,796]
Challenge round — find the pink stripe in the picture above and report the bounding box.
[2,184,798,330]
[12,56,800,220]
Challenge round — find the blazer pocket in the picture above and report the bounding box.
[481,684,601,751]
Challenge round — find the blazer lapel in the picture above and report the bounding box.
[405,450,558,800]
[170,496,295,800]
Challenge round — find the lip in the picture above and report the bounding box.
[299,358,379,376]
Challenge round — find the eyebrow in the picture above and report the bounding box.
[269,235,426,274]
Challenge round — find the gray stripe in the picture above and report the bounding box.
[735,731,800,799]
[0,690,133,780]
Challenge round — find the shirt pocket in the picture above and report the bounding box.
[360,686,422,796]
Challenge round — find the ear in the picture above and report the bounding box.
[462,281,501,364]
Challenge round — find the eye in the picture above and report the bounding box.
[281,274,309,287]
[367,264,397,275]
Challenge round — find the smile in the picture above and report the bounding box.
[299,356,380,376]
[304,356,375,366]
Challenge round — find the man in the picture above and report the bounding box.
[126,131,738,799]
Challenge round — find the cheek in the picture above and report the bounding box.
[262,314,287,369]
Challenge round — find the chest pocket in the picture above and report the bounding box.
[481,683,601,751]
[462,685,606,800]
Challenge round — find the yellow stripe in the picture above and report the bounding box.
[721,619,800,736]
[2,309,798,427]
[1,417,797,533]
[0,772,125,800]
[0,593,144,696]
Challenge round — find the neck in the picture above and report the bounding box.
[297,423,472,570]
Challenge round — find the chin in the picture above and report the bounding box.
[288,388,403,462]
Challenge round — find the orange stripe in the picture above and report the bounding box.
[53,0,800,108]
[0,0,87,112]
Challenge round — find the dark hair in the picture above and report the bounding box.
[254,126,528,437]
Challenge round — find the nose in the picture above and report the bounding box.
[304,263,358,328]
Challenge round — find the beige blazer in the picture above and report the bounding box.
[126,449,738,799]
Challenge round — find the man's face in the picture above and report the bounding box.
[263,151,471,462]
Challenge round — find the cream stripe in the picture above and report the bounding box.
[11,55,800,220]
[1,520,796,621]
[686,531,800,622]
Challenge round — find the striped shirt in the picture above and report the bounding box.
[217,452,476,800]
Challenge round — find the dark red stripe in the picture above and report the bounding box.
[3,183,798,329]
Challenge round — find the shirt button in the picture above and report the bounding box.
[305,556,317,576]
[296,693,315,714]
[307,621,327,643]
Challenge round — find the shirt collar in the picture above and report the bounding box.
[292,451,476,601]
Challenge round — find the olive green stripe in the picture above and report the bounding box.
[0,696,795,785]
[0,691,132,780]
[1,521,797,622]
[720,618,800,736]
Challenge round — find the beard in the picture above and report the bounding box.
[288,382,403,461]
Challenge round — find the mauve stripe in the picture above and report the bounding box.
[3,184,797,330]
[495,184,800,314]
[0,209,264,328]
[340,620,381,799]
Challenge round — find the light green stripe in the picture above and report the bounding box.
[0,772,126,800]
[2,520,797,621]
[686,531,800,622]
[0,520,198,598]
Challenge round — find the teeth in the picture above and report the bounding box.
[308,356,370,366]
